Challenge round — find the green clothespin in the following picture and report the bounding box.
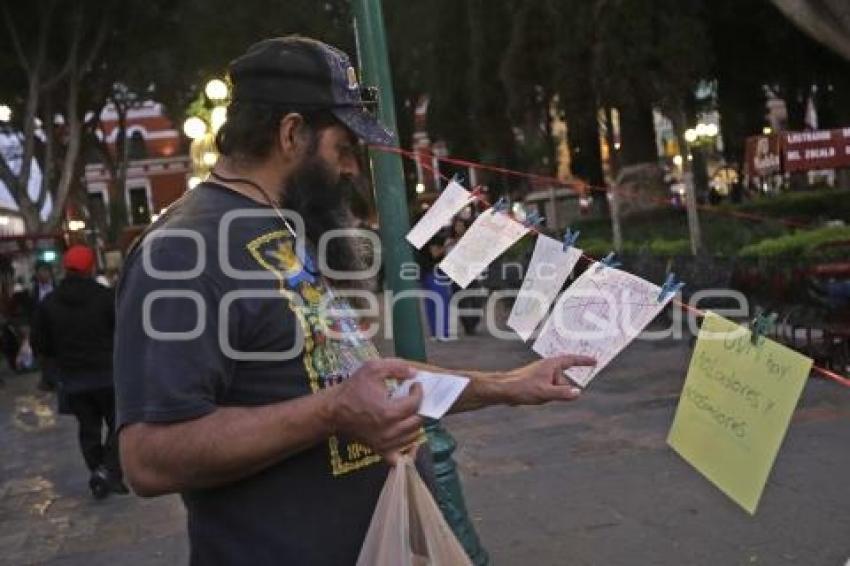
[750,311,778,345]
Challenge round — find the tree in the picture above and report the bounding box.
[0,0,108,233]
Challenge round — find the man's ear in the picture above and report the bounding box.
[279,113,309,160]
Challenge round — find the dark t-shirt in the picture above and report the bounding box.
[114,183,390,565]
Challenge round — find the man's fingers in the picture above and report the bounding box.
[552,355,597,370]
[362,358,414,380]
[560,385,582,400]
[388,382,423,418]
[381,429,426,455]
[384,413,424,441]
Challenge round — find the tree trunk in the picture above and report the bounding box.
[111,103,130,244]
[618,98,657,167]
[46,57,82,231]
[36,92,55,214]
[671,109,703,256]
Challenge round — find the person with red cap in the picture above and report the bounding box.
[32,245,126,499]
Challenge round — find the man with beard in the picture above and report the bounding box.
[115,36,594,565]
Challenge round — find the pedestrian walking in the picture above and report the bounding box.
[32,245,126,499]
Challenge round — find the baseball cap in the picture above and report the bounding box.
[228,36,394,145]
[63,245,95,274]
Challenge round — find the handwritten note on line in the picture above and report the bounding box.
[507,235,582,341]
[667,312,812,515]
[532,264,673,387]
[406,180,472,249]
[439,209,529,288]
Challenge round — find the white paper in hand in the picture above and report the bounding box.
[406,180,472,249]
[439,209,529,288]
[507,235,582,341]
[390,371,470,419]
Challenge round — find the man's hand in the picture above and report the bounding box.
[329,358,424,462]
[499,355,597,405]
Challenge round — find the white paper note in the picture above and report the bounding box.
[406,180,472,249]
[507,235,583,341]
[439,209,529,288]
[532,264,675,387]
[390,371,470,419]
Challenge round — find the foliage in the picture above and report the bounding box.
[727,189,850,222]
[738,226,850,258]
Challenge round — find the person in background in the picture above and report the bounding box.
[32,245,126,499]
[31,261,55,307]
[419,227,454,341]
[31,261,56,388]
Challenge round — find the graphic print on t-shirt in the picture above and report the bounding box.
[247,230,382,475]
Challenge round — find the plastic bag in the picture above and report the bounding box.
[357,455,472,566]
[15,338,34,371]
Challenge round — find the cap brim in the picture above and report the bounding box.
[331,106,395,145]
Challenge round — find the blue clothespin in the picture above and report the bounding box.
[491,197,509,213]
[562,228,581,252]
[750,311,778,345]
[524,211,544,228]
[657,272,685,303]
[596,251,622,271]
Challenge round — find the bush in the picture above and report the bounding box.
[648,238,691,256]
[738,225,850,259]
[729,188,850,223]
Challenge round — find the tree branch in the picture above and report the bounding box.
[1,4,30,73]
[41,9,83,91]
[79,9,110,76]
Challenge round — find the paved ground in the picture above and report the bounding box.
[0,331,848,565]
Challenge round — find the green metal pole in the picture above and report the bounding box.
[351,2,488,564]
[351,2,425,363]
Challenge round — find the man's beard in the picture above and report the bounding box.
[283,156,372,287]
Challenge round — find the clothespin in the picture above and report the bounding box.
[524,211,544,228]
[491,196,509,213]
[449,173,465,186]
[470,185,485,199]
[596,252,622,271]
[657,272,685,303]
[750,311,778,345]
[562,228,581,252]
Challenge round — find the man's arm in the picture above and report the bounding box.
[405,354,597,413]
[120,359,423,497]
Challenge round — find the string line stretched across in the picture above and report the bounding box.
[370,144,813,229]
[374,143,850,388]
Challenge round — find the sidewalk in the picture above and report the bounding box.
[0,332,847,565]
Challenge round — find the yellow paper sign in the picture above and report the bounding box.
[667,312,813,514]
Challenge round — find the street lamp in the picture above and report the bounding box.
[210,106,227,133]
[183,116,208,140]
[205,79,229,102]
[183,77,230,192]
[687,122,719,146]
[0,105,11,122]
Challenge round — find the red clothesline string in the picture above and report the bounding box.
[369,144,813,229]
[410,166,850,389]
